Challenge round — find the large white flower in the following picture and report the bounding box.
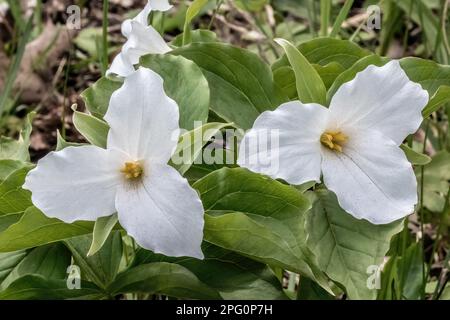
[23,67,205,259]
[238,60,429,224]
[107,0,172,77]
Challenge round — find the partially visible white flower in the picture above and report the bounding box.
[107,0,172,77]
[238,60,429,225]
[24,67,205,259]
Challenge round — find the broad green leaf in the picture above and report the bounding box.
[272,38,370,101]
[193,167,332,293]
[87,214,118,257]
[184,148,237,183]
[132,243,287,300]
[0,214,22,233]
[182,0,209,45]
[0,243,71,290]
[65,231,122,290]
[297,277,335,300]
[0,160,28,180]
[416,151,450,212]
[274,38,327,105]
[170,122,231,174]
[0,274,105,300]
[108,262,221,299]
[0,207,93,252]
[0,164,33,216]
[140,54,210,130]
[400,144,431,166]
[315,62,346,90]
[72,109,109,148]
[306,190,404,300]
[171,29,218,47]
[172,43,287,129]
[80,77,122,118]
[272,38,370,70]
[422,85,450,117]
[0,112,35,161]
[0,250,27,284]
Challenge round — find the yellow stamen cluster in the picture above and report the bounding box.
[320,131,348,152]
[121,162,144,180]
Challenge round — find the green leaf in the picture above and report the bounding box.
[400,144,431,166]
[416,151,450,212]
[274,38,327,105]
[0,207,93,252]
[65,231,122,290]
[182,0,209,45]
[272,38,370,101]
[171,29,218,47]
[0,243,71,290]
[87,214,118,257]
[193,167,332,294]
[132,243,287,300]
[140,54,210,130]
[422,85,450,117]
[0,274,105,300]
[55,130,83,151]
[398,243,425,300]
[170,122,231,175]
[306,190,404,300]
[0,160,28,180]
[0,164,33,216]
[72,109,109,148]
[80,77,122,118]
[108,262,221,299]
[0,250,27,284]
[0,112,35,161]
[173,43,287,129]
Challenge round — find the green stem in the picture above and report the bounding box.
[330,0,355,38]
[320,0,331,37]
[419,120,430,299]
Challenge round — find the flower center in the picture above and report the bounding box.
[121,161,144,180]
[320,131,348,152]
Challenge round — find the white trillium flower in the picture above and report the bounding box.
[23,67,205,259]
[237,61,429,225]
[107,0,172,77]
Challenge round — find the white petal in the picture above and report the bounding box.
[122,1,153,37]
[238,101,329,185]
[106,52,135,77]
[329,60,429,145]
[321,128,417,224]
[23,146,123,223]
[122,21,171,65]
[116,163,204,259]
[122,0,173,37]
[105,67,180,162]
